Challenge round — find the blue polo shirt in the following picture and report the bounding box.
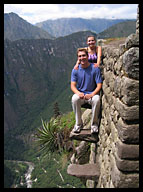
[71,63,102,94]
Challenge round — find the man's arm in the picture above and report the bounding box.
[91,83,102,96]
[71,81,84,99]
[84,83,102,100]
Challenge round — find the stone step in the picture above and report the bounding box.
[69,129,99,143]
[67,163,100,180]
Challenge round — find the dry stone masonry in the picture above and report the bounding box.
[96,36,139,188]
[96,6,139,188]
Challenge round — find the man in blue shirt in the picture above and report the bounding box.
[71,48,102,134]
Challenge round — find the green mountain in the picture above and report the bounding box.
[35,18,135,37]
[98,20,136,39]
[4,30,97,160]
[4,12,54,41]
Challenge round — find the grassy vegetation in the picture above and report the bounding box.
[103,37,126,44]
[31,111,87,188]
[31,152,85,188]
[30,111,85,188]
[5,111,87,188]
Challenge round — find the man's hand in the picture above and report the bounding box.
[74,59,81,70]
[84,93,93,100]
[77,92,85,99]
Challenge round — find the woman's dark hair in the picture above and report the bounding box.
[87,35,96,41]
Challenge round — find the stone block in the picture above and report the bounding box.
[102,46,109,58]
[121,76,139,106]
[117,117,139,144]
[110,154,139,188]
[103,58,108,67]
[70,129,99,143]
[109,73,115,91]
[108,57,114,71]
[110,121,118,144]
[119,43,126,56]
[103,46,120,59]
[115,152,139,172]
[67,163,100,180]
[105,112,112,135]
[112,110,119,126]
[82,109,92,125]
[114,98,139,121]
[102,81,110,96]
[75,141,90,164]
[114,55,123,75]
[114,76,121,98]
[125,33,139,50]
[104,57,114,71]
[104,69,111,86]
[122,47,139,80]
[112,49,120,60]
[116,139,139,160]
[102,82,113,106]
[89,143,96,164]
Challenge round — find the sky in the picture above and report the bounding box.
[4,4,138,24]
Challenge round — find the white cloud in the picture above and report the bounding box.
[4,4,138,24]
[4,4,61,23]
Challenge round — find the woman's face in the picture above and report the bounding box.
[87,36,96,47]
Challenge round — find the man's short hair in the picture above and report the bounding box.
[77,48,88,56]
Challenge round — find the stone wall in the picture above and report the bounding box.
[94,7,139,187]
[68,5,139,188]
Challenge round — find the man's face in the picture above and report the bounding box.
[78,51,88,65]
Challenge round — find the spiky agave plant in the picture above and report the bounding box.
[35,118,64,154]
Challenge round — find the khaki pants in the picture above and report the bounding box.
[72,94,101,128]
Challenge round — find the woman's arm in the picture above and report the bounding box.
[94,46,102,68]
[97,46,102,66]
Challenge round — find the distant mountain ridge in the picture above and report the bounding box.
[98,20,136,39]
[4,12,136,41]
[35,17,136,38]
[4,12,54,41]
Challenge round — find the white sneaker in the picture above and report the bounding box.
[73,124,83,133]
[91,125,98,134]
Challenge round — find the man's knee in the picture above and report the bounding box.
[72,94,80,104]
[92,94,100,105]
